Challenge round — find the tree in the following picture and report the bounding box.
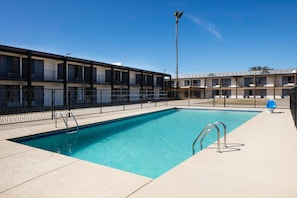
[249,66,273,71]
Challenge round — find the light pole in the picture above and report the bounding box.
[174,10,183,99]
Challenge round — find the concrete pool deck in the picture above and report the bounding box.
[0,106,297,197]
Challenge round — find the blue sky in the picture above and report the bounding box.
[1,0,296,75]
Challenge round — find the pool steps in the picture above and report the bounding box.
[55,111,79,134]
[192,121,227,155]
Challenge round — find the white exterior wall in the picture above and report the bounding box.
[95,66,106,84]
[44,59,59,81]
[265,76,274,87]
[275,89,283,99]
[237,78,244,87]
[230,78,237,88]
[130,71,137,85]
[237,90,244,98]
[230,90,236,98]
[130,87,140,101]
[206,79,212,88]
[100,89,111,103]
[205,90,212,98]
[266,89,275,99]
[275,76,283,87]
[154,89,160,100]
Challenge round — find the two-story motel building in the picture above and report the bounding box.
[172,69,296,99]
[0,45,171,109]
[1,44,296,110]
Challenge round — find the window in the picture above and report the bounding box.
[22,86,44,107]
[0,55,20,78]
[212,79,219,87]
[288,76,294,83]
[282,89,289,98]
[7,85,20,103]
[184,80,190,86]
[105,70,112,83]
[255,89,266,98]
[212,90,219,97]
[147,75,153,86]
[136,74,142,85]
[84,67,96,83]
[156,77,163,86]
[57,63,64,80]
[8,57,20,74]
[244,78,253,86]
[283,76,294,85]
[114,71,120,83]
[122,72,129,84]
[112,88,121,102]
[68,87,78,104]
[193,80,201,86]
[22,58,44,80]
[68,64,82,82]
[256,77,266,86]
[85,87,96,102]
[222,78,231,87]
[75,67,82,78]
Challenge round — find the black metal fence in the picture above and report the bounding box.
[289,87,297,127]
[170,89,290,109]
[0,88,291,125]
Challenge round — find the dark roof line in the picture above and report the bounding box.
[0,44,170,76]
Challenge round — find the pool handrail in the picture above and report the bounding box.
[192,121,227,155]
[213,121,227,148]
[68,111,79,134]
[55,111,79,134]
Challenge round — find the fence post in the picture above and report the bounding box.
[100,89,102,114]
[51,88,54,120]
[254,97,256,108]
[122,90,125,111]
[188,88,190,106]
[155,90,157,107]
[165,91,168,106]
[68,89,71,117]
[140,90,143,109]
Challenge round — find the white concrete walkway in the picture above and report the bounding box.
[0,106,297,197]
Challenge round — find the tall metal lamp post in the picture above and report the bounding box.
[174,10,183,99]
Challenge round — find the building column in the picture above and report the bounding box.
[63,57,67,107]
[90,62,94,89]
[253,75,256,98]
[90,62,95,104]
[235,77,238,99]
[152,74,154,90]
[127,69,130,90]
[273,74,276,99]
[26,51,32,108]
[111,67,114,90]
[140,72,144,90]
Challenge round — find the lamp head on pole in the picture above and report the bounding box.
[174,11,183,19]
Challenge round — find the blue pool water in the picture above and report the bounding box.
[16,108,259,178]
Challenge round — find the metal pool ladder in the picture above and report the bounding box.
[55,111,79,134]
[192,121,227,155]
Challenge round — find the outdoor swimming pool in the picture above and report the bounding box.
[14,108,259,178]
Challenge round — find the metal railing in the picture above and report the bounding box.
[192,121,227,155]
[55,111,79,133]
[0,88,291,125]
[289,87,297,127]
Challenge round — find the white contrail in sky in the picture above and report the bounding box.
[185,14,224,42]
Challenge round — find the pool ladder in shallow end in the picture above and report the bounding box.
[55,111,79,134]
[192,121,227,155]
